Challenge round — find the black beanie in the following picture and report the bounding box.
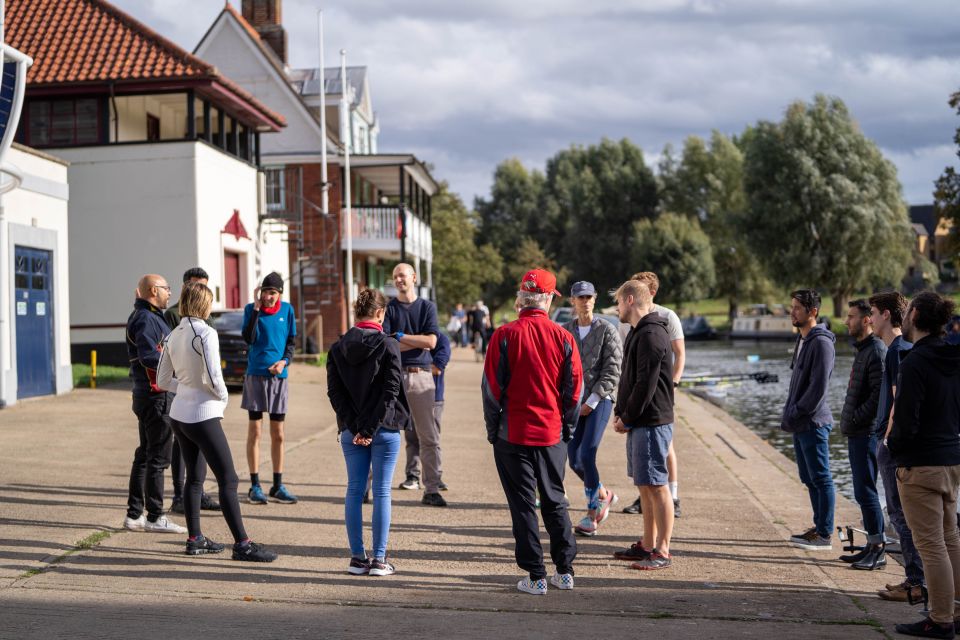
[261,272,284,293]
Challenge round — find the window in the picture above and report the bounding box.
[265,167,285,213]
[27,98,100,147]
[146,113,160,142]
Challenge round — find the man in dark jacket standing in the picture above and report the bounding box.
[611,279,675,570]
[782,289,837,551]
[123,274,186,534]
[483,269,583,595]
[888,292,960,639]
[838,299,887,569]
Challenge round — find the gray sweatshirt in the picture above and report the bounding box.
[781,324,836,433]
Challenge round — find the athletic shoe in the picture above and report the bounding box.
[369,558,395,576]
[348,556,371,575]
[248,485,268,505]
[631,551,672,571]
[170,497,185,514]
[517,577,547,595]
[200,493,221,511]
[614,541,652,561]
[399,476,420,490]
[673,498,682,518]
[232,541,277,562]
[788,527,817,545]
[439,481,449,491]
[574,516,598,536]
[622,497,642,515]
[894,617,954,639]
[269,484,298,504]
[550,573,574,590]
[878,581,924,602]
[790,529,832,551]
[422,492,447,507]
[186,535,225,556]
[123,514,146,531]
[595,492,618,525]
[144,516,187,534]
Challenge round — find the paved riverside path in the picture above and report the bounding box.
[0,347,922,638]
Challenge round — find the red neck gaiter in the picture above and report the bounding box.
[355,321,383,332]
[260,299,282,316]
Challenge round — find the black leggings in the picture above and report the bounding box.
[170,418,247,542]
[248,411,285,422]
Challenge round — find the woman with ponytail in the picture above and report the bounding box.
[327,288,410,576]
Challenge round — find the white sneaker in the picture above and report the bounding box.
[144,516,187,534]
[550,573,574,590]
[517,577,547,595]
[123,514,146,531]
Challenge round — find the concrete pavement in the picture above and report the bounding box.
[0,347,923,638]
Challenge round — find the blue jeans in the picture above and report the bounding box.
[568,398,612,509]
[793,426,836,538]
[877,439,925,583]
[341,429,401,560]
[847,434,885,541]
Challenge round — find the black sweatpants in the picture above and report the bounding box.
[170,418,247,542]
[127,393,173,521]
[493,438,577,580]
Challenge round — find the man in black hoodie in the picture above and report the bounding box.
[839,299,887,570]
[888,292,960,639]
[782,289,837,551]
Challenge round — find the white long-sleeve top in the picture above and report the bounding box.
[157,317,228,423]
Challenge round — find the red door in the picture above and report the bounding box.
[224,252,241,308]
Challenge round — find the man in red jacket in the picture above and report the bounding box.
[482,269,584,595]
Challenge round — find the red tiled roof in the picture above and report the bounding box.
[7,0,285,128]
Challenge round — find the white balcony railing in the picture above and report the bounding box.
[341,206,432,261]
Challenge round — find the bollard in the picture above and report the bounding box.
[90,350,97,389]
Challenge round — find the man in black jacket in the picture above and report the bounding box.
[889,292,960,639]
[611,279,675,570]
[123,274,186,534]
[838,299,887,570]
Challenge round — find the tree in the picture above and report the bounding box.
[934,89,960,254]
[632,213,715,307]
[658,132,774,318]
[430,183,503,309]
[542,138,659,298]
[741,95,913,317]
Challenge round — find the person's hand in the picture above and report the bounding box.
[253,286,262,310]
[268,360,286,375]
[580,404,593,417]
[431,365,442,376]
[353,433,372,446]
[613,417,629,434]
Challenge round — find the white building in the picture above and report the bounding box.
[0,144,71,406]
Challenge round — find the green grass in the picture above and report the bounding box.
[18,529,113,580]
[304,352,328,367]
[72,363,129,387]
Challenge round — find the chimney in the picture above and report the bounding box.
[242,0,288,64]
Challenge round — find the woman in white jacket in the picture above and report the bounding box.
[157,282,276,562]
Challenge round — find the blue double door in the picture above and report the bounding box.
[14,246,54,398]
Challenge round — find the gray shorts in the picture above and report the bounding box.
[241,375,289,414]
[626,423,673,486]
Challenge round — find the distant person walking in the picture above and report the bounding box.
[888,292,960,639]
[241,272,298,505]
[163,267,219,516]
[123,274,186,534]
[562,281,622,536]
[483,269,583,594]
[838,299,886,570]
[611,279,675,570]
[870,291,923,602]
[156,282,277,562]
[383,263,445,506]
[327,289,409,577]
[783,289,837,551]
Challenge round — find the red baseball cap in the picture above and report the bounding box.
[519,269,562,297]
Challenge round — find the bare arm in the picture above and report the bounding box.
[398,333,438,350]
[671,338,685,383]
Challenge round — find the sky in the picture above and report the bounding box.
[114,0,960,207]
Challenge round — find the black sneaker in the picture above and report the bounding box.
[673,499,682,518]
[622,497,642,515]
[232,541,278,563]
[348,556,371,575]
[894,617,954,639]
[422,492,447,507]
[170,497,185,514]
[200,493,221,511]
[614,540,652,561]
[369,558,395,576]
[185,535,225,556]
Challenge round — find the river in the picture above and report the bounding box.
[684,338,863,500]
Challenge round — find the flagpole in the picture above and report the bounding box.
[340,49,354,325]
[317,9,328,215]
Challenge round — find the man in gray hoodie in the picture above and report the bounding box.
[782,289,836,551]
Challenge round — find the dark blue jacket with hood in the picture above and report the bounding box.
[781,325,836,433]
